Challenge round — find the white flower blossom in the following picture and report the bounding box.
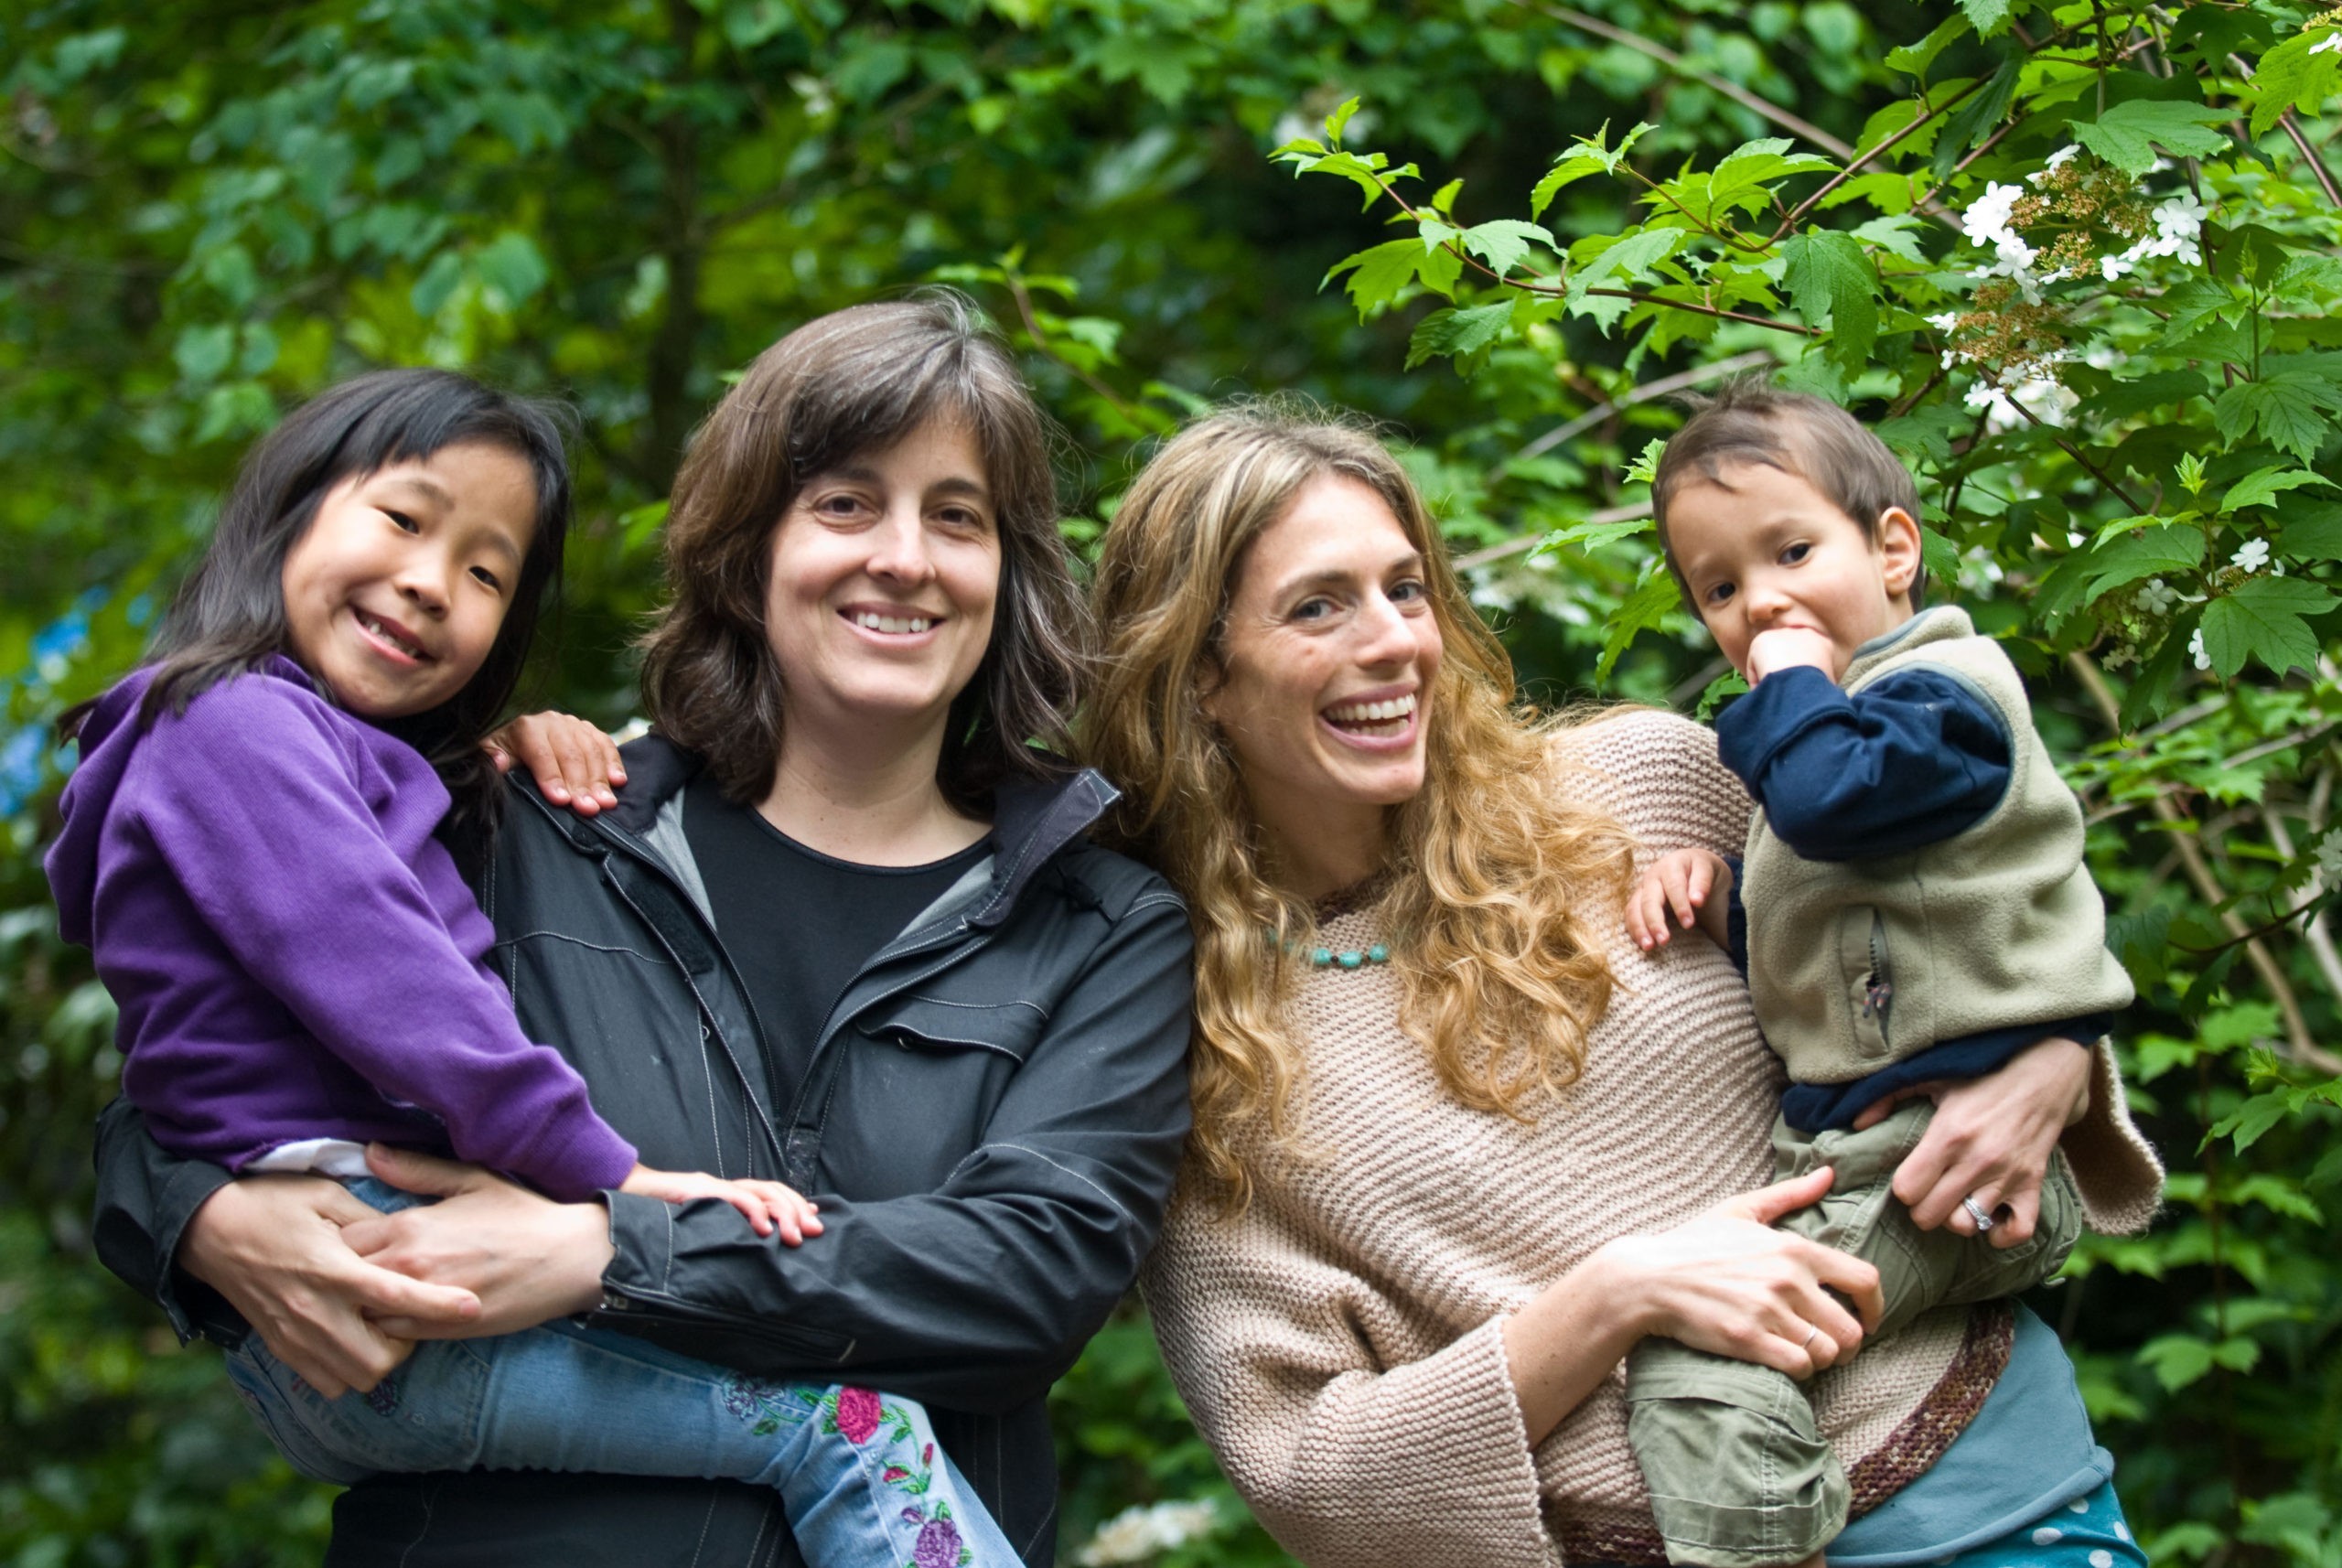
[1966,374,2077,433]
[2311,29,2342,56]
[2188,628,2210,671]
[1928,311,1961,332]
[1960,181,2045,300]
[2029,145,2084,186]
[2137,578,2179,616]
[2233,538,2272,574]
[1078,1501,1224,1567]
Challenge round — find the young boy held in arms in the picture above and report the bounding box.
[1619,382,2137,1568]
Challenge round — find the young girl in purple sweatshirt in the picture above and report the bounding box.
[47,370,1014,1568]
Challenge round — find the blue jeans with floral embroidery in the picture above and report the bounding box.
[219,1179,1014,1568]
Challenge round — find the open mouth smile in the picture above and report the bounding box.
[1321,692,1418,741]
[356,609,432,663]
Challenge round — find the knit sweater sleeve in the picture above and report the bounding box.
[1564,706,1755,864]
[1142,1193,1561,1568]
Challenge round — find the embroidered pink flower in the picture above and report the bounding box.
[883,1466,911,1483]
[913,1517,962,1568]
[834,1387,884,1444]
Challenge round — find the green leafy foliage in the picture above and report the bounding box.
[5,0,2342,1563]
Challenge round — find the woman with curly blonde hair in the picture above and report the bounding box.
[1085,403,2163,1568]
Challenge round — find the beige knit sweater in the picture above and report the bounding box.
[1142,710,2164,1568]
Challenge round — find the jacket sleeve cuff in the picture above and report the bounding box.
[596,1188,681,1308]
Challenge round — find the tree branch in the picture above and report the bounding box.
[2067,653,2342,1075]
[1508,0,1854,159]
[1516,349,1778,462]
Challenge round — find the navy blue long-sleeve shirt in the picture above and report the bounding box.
[1714,663,2112,1131]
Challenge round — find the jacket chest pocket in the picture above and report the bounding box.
[818,998,1046,1197]
[866,996,1047,1062]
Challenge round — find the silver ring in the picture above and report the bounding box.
[1961,1196,1997,1233]
[1800,1324,1820,1349]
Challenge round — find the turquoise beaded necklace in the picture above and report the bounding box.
[1273,871,1395,972]
[1304,941,1390,971]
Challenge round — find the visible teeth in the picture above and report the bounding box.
[852,611,934,634]
[1325,693,1418,725]
[360,612,424,658]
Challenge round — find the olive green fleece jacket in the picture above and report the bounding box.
[1741,607,2135,1087]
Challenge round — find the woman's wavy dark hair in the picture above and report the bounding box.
[59,369,573,849]
[639,290,1089,811]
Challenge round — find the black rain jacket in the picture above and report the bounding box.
[90,736,1195,1567]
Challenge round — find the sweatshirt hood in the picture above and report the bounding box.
[46,668,162,948]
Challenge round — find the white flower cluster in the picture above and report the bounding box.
[2099,190,2208,280]
[1964,372,2079,432]
[1957,151,2208,290]
[1076,1499,1224,1566]
[1961,181,2043,300]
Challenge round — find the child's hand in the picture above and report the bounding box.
[1628,848,1735,952]
[487,711,627,817]
[620,1165,824,1245]
[1745,628,1839,683]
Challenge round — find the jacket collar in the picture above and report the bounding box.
[545,734,1121,928]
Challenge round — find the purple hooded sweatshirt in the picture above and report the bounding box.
[46,657,637,1202]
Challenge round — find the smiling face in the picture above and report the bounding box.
[278,441,538,719]
[761,417,1002,757]
[1203,473,1444,879]
[1664,459,1921,681]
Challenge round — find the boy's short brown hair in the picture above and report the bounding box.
[1650,380,1928,607]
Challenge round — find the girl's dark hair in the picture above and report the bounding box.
[639,290,1089,812]
[61,369,573,847]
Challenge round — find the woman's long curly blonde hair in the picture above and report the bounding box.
[1085,403,1638,1210]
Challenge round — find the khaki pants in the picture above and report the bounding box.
[1623,1101,2081,1568]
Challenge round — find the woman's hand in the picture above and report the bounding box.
[1858,1034,2091,1247]
[177,1174,484,1399]
[1599,1166,1881,1377]
[342,1144,616,1338]
[485,711,627,817]
[1504,1167,1880,1444]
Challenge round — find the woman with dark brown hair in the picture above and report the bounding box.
[90,294,1195,1568]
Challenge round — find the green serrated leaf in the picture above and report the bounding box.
[1959,0,2011,39]
[1595,566,1683,682]
[2071,100,2234,175]
[1529,121,1653,218]
[1886,14,1970,77]
[2199,577,2339,677]
[2081,370,2210,423]
[1531,516,1655,558]
[1566,229,1685,321]
[1461,219,1554,277]
[2213,373,2342,465]
[1325,95,1362,145]
[2248,28,2342,136]
[1405,302,1514,370]
[1324,238,1428,315]
[1781,229,1879,367]
[1852,213,1929,265]
[2277,501,2342,562]
[1933,55,2021,172]
[2221,466,2339,514]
